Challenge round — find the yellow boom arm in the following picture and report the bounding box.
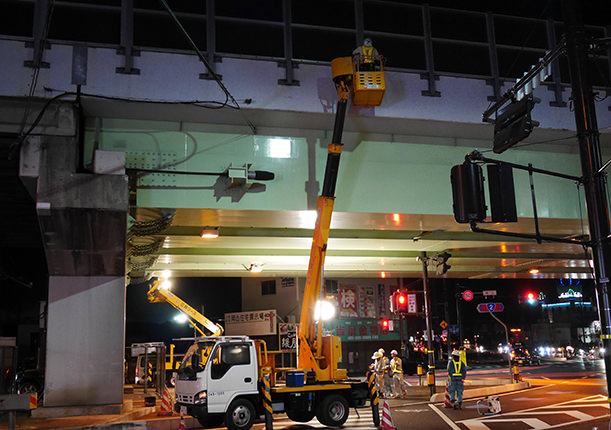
[297,55,385,383]
[147,280,224,337]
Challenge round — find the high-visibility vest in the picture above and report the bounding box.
[451,360,463,377]
[390,357,403,374]
[361,45,374,63]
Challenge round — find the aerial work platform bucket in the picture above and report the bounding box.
[330,56,386,107]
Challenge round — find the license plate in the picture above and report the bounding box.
[181,406,187,415]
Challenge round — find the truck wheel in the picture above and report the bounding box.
[225,398,255,430]
[286,408,316,422]
[316,394,349,427]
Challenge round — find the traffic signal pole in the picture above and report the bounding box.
[562,0,611,404]
[420,251,436,396]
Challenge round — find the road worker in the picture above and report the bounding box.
[390,350,408,398]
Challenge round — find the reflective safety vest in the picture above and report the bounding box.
[451,360,463,377]
[390,357,403,374]
[361,45,374,63]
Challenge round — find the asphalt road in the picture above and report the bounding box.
[250,358,611,430]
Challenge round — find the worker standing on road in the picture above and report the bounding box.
[448,350,467,409]
[372,351,385,396]
[390,350,408,398]
[379,348,393,398]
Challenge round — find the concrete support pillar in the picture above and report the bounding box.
[45,276,125,406]
[19,100,129,410]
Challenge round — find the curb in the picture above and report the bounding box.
[430,381,530,402]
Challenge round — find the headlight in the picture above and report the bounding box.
[194,390,207,405]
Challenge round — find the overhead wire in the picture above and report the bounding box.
[158,0,257,134]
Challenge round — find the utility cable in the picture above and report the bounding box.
[158,0,257,134]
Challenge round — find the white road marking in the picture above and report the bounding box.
[457,395,609,430]
[269,408,378,430]
[512,396,545,401]
[427,403,462,430]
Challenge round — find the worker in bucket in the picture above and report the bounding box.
[390,350,408,398]
[448,349,467,409]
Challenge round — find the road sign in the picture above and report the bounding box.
[462,290,474,301]
[442,329,448,336]
[483,290,497,297]
[477,302,504,313]
[448,324,459,334]
[407,293,417,313]
[440,320,448,329]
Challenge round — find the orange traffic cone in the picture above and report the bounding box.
[378,399,397,430]
[444,384,454,409]
[178,413,186,430]
[157,385,173,416]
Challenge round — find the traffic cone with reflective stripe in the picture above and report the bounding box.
[178,413,186,430]
[444,384,454,408]
[378,399,397,430]
[158,385,173,416]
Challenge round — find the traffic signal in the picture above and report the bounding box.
[493,96,536,154]
[525,292,538,305]
[381,319,389,335]
[390,291,409,314]
[450,162,486,223]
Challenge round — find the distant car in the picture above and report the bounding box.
[13,369,44,399]
[512,350,540,366]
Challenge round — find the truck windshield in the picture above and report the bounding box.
[179,341,215,374]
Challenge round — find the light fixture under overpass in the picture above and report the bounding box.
[200,226,220,239]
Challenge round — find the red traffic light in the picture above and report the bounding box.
[526,292,538,305]
[381,319,389,334]
[391,291,409,314]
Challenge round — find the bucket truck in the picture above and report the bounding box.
[173,52,386,430]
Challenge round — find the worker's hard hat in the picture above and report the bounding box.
[451,350,460,357]
[378,348,385,354]
[391,350,398,356]
[372,351,382,359]
[363,38,373,46]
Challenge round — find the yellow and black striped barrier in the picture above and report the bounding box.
[367,370,380,427]
[261,374,273,430]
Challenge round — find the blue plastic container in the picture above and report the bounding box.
[286,370,305,387]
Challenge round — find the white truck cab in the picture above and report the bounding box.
[175,336,260,430]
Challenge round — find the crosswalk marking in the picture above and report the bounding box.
[457,395,609,430]
[256,408,378,430]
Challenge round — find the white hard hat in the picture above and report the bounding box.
[364,38,373,46]
[391,350,398,355]
[378,348,385,354]
[451,350,460,357]
[372,351,382,359]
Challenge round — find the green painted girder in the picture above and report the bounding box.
[159,226,550,242]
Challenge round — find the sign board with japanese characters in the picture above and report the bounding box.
[359,286,376,318]
[279,323,299,352]
[339,284,358,318]
[225,309,277,335]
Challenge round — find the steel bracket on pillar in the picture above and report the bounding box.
[545,19,567,107]
[421,4,441,97]
[116,0,140,75]
[199,55,223,80]
[277,61,300,86]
